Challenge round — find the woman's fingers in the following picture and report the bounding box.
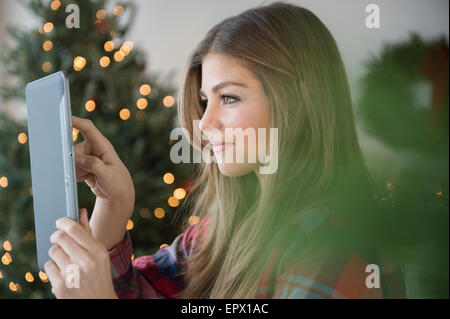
[48,244,71,273]
[74,153,110,182]
[79,209,92,235]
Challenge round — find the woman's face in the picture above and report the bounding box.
[199,52,271,177]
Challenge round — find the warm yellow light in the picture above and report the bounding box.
[139,208,151,219]
[0,176,8,188]
[3,241,12,251]
[168,196,179,207]
[120,44,132,56]
[104,40,114,52]
[2,252,12,265]
[123,41,133,50]
[85,100,96,112]
[9,282,17,292]
[42,62,52,73]
[39,271,48,282]
[189,215,199,225]
[73,56,86,71]
[163,173,174,184]
[96,9,107,20]
[18,132,28,144]
[173,188,186,200]
[386,181,393,190]
[136,98,148,110]
[113,5,124,16]
[29,187,33,196]
[119,108,130,120]
[0,271,2,279]
[99,56,110,67]
[43,22,54,33]
[50,0,61,10]
[25,272,34,282]
[160,244,168,249]
[140,84,151,96]
[43,40,53,51]
[131,254,135,260]
[126,219,134,230]
[163,96,175,107]
[73,129,79,142]
[38,25,44,34]
[114,51,124,62]
[154,208,165,219]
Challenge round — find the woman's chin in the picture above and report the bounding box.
[217,162,258,177]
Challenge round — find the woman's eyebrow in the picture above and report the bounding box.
[199,81,248,97]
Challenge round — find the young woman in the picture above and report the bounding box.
[45,2,404,299]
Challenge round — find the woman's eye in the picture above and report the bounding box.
[199,95,239,109]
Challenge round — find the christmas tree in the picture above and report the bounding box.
[0,0,195,298]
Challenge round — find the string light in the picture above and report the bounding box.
[50,0,61,10]
[3,241,12,251]
[25,272,34,282]
[9,282,17,292]
[1,252,12,265]
[131,254,135,261]
[43,22,53,33]
[119,108,130,120]
[136,98,148,110]
[126,219,134,230]
[113,5,124,16]
[0,271,2,279]
[168,196,179,207]
[189,215,199,225]
[73,128,79,142]
[140,84,151,96]
[42,40,53,51]
[0,176,8,188]
[42,61,52,73]
[38,25,44,34]
[163,96,175,107]
[18,132,28,144]
[154,208,165,219]
[160,244,168,249]
[114,51,124,62]
[96,9,107,20]
[39,271,48,282]
[173,188,186,200]
[104,40,114,52]
[29,187,33,196]
[99,56,110,67]
[85,100,96,112]
[163,173,174,184]
[73,56,86,71]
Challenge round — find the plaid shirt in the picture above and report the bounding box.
[108,208,406,299]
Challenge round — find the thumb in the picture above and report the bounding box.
[75,154,108,181]
[78,208,91,234]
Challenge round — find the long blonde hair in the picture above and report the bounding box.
[174,1,379,298]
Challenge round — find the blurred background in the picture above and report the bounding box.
[0,0,448,298]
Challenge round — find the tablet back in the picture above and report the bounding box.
[25,71,79,271]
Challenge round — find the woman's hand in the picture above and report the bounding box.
[72,115,134,208]
[45,209,118,299]
[71,115,135,250]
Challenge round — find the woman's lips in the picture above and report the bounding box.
[211,143,234,153]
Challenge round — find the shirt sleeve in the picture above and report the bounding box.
[108,217,209,299]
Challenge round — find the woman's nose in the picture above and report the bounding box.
[198,102,223,133]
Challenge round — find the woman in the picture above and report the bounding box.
[45,1,403,298]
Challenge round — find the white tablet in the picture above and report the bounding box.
[25,71,79,271]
